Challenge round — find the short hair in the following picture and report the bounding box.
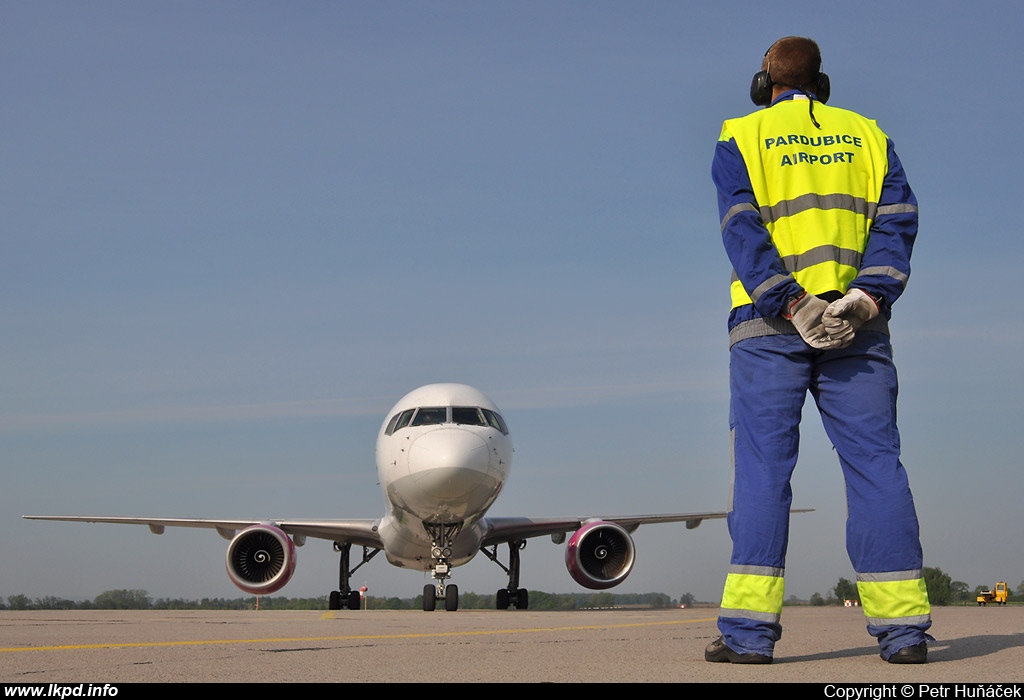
[764,37,822,90]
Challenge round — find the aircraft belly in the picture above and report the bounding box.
[386,467,502,524]
[377,516,483,570]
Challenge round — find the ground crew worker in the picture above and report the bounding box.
[706,36,931,665]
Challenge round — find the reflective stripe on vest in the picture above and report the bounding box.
[857,570,931,627]
[719,566,785,622]
[721,99,890,309]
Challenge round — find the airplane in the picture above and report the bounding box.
[26,383,745,612]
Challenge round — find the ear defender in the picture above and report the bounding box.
[750,45,776,106]
[750,69,773,106]
[814,72,830,104]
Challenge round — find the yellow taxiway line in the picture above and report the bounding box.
[0,615,717,653]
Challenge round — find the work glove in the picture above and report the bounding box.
[785,292,843,350]
[822,288,880,348]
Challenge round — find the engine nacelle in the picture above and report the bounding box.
[226,524,296,595]
[564,520,635,590]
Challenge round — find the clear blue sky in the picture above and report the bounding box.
[3,0,1021,603]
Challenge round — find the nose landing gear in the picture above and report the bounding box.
[422,522,462,611]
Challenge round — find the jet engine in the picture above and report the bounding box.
[226,524,296,594]
[564,521,635,589]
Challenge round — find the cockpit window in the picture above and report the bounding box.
[482,409,509,435]
[451,406,486,426]
[411,407,447,426]
[386,408,415,435]
[387,405,509,435]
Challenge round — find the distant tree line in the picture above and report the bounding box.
[0,589,682,611]
[9,570,1013,610]
[785,568,1024,607]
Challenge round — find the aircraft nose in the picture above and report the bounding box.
[404,428,503,517]
[384,425,509,523]
[407,428,490,474]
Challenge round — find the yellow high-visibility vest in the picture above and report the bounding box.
[721,98,890,309]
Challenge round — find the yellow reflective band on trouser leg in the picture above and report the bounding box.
[857,572,931,626]
[719,567,784,623]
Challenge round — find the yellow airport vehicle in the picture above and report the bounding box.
[976,582,1009,606]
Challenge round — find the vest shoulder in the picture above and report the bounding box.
[815,102,882,125]
[722,102,888,140]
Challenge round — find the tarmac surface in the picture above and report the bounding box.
[2,606,1023,683]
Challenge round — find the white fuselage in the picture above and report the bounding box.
[372,384,513,570]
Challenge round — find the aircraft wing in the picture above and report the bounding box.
[480,508,813,546]
[480,511,731,546]
[22,515,384,549]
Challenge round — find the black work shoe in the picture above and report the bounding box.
[884,642,927,664]
[705,636,773,664]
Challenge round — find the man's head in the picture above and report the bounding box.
[763,37,821,90]
[750,36,830,106]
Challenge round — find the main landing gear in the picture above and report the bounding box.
[328,541,380,610]
[422,522,460,611]
[481,539,529,609]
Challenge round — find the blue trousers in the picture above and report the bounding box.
[719,330,930,657]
